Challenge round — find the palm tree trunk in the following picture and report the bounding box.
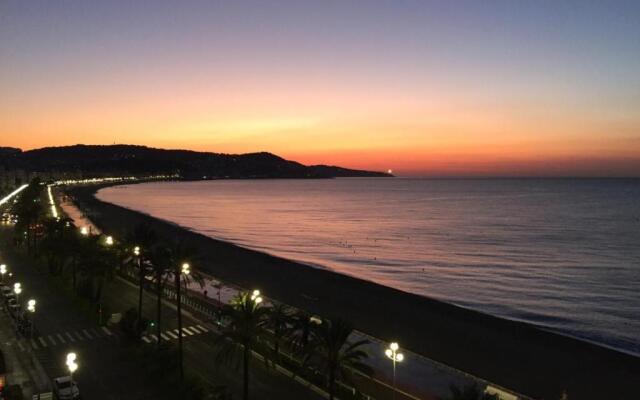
[176,273,184,381]
[137,257,144,334]
[329,369,336,400]
[243,346,250,400]
[156,275,162,349]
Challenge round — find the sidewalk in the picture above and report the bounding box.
[0,303,50,398]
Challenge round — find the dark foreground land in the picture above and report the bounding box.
[70,184,640,400]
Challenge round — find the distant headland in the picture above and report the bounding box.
[0,144,392,180]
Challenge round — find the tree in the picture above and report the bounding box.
[127,223,158,334]
[147,244,173,349]
[77,234,117,305]
[163,240,201,381]
[304,318,372,400]
[265,302,292,364]
[214,291,271,400]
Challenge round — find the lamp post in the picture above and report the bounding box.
[385,342,404,400]
[27,299,36,340]
[105,236,114,246]
[80,226,89,236]
[133,246,144,334]
[66,352,78,381]
[176,262,190,381]
[0,264,6,284]
[14,282,22,306]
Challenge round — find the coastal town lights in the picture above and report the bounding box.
[385,341,404,400]
[0,184,29,206]
[47,185,58,218]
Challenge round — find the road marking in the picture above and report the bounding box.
[196,324,209,332]
[82,329,93,339]
[166,331,178,339]
[38,337,47,347]
[89,328,101,338]
[74,331,84,341]
[56,334,66,343]
[160,333,170,340]
[31,339,39,350]
[189,326,202,334]
[142,336,151,343]
[47,335,57,345]
[17,341,25,351]
[101,326,113,336]
[150,334,159,342]
[182,327,195,336]
[173,329,182,337]
[65,332,76,342]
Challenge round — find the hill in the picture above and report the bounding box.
[0,144,391,179]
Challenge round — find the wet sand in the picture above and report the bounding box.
[67,183,639,400]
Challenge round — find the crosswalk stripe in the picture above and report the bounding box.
[189,326,202,334]
[47,335,57,345]
[166,331,178,339]
[101,326,113,336]
[142,336,151,343]
[57,334,66,343]
[160,333,170,340]
[182,327,195,336]
[82,329,93,339]
[89,328,101,338]
[65,332,76,342]
[31,339,39,350]
[38,337,47,347]
[74,331,84,341]
[173,329,181,337]
[196,324,209,332]
[150,334,159,341]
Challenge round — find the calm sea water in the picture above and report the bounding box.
[97,178,640,355]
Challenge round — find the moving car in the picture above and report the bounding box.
[52,376,80,399]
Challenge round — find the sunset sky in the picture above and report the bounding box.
[1,1,639,176]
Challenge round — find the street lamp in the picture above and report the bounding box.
[66,352,78,380]
[250,289,263,304]
[13,282,22,305]
[385,342,404,400]
[105,236,114,246]
[181,263,190,275]
[80,226,88,236]
[27,299,36,339]
[133,246,140,256]
[0,264,6,284]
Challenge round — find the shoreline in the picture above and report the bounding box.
[67,182,639,400]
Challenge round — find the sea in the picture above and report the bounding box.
[96,178,640,356]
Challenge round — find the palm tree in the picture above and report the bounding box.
[77,234,117,306]
[304,318,372,400]
[164,240,201,381]
[127,223,158,333]
[147,245,173,349]
[289,310,314,355]
[214,291,271,400]
[265,302,292,364]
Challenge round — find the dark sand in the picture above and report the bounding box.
[69,184,639,400]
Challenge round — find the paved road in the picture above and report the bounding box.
[0,226,325,400]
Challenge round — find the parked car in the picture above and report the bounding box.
[52,376,80,399]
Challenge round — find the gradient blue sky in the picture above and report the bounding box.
[1,1,639,176]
